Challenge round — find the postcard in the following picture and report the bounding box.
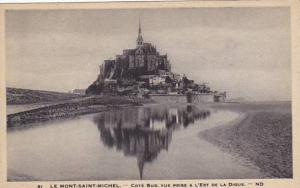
[0,1,299,188]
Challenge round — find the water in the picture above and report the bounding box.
[7,104,265,181]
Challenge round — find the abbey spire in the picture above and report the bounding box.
[136,17,144,47]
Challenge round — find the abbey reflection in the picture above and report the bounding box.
[93,105,210,179]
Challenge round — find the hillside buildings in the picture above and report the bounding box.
[86,19,225,102]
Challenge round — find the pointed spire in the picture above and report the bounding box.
[139,16,142,34]
[136,16,143,47]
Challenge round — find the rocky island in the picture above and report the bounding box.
[86,20,226,103]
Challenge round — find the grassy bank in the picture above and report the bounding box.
[6,87,81,105]
[7,96,150,128]
[200,102,292,178]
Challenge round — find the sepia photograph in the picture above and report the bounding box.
[1,1,297,185]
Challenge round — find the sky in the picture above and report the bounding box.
[6,8,291,101]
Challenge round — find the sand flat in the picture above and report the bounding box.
[200,101,292,178]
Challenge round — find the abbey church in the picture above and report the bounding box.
[98,19,171,80]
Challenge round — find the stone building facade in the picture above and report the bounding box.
[99,20,171,81]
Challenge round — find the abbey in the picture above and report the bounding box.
[86,19,226,102]
[99,19,171,81]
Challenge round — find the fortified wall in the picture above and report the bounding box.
[149,93,223,103]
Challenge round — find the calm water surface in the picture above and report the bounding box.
[7,104,265,180]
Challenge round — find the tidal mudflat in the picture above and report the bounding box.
[200,101,292,178]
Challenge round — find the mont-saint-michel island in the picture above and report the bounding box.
[6,10,292,182]
[86,20,226,103]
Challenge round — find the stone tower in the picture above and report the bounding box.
[136,18,143,47]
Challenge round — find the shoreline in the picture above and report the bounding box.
[7,96,152,128]
[6,100,292,179]
[7,97,293,178]
[199,102,292,178]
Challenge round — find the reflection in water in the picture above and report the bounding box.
[93,105,210,179]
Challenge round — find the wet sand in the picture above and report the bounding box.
[200,101,292,178]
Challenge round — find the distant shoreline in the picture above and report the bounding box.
[6,87,81,105]
[6,88,291,130]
